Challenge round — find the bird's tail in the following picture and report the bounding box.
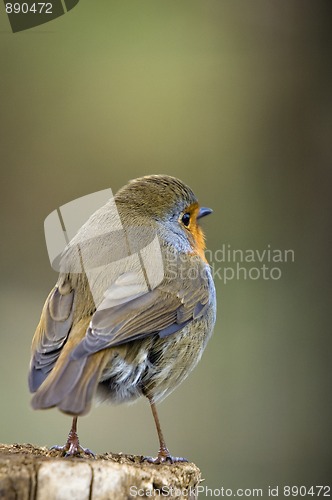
[31,318,110,416]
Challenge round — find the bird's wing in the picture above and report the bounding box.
[70,265,212,360]
[28,282,75,392]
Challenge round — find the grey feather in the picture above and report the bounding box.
[70,263,212,360]
[29,285,74,392]
[31,358,87,410]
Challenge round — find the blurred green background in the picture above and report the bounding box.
[0,0,331,496]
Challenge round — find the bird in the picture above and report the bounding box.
[28,174,216,463]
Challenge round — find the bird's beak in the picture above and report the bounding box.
[197,207,213,219]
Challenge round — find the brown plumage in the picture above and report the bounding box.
[29,175,216,463]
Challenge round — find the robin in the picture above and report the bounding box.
[29,175,216,463]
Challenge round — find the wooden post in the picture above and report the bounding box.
[0,444,201,499]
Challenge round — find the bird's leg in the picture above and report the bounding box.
[51,417,95,458]
[142,397,188,464]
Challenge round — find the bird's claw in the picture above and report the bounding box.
[51,442,95,458]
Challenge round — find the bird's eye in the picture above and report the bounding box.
[181,212,191,227]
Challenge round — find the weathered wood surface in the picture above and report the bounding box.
[0,444,201,499]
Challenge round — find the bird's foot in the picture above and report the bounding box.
[51,430,95,458]
[142,447,188,464]
[51,443,95,458]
